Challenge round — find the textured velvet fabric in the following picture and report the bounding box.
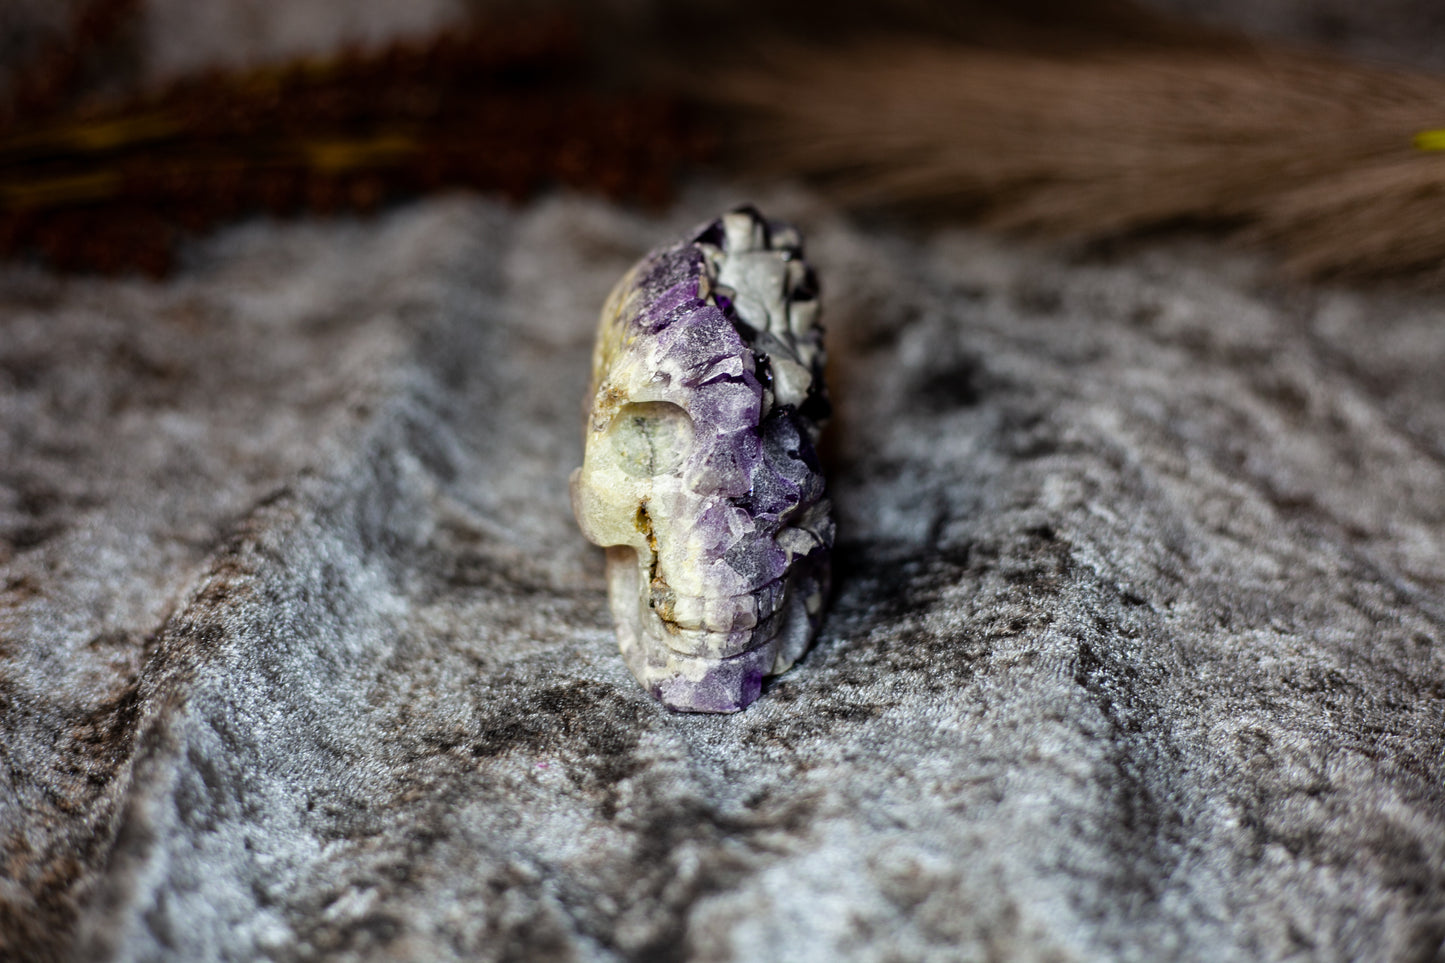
[2,189,1442,960]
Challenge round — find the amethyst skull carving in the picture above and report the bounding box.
[570,207,833,713]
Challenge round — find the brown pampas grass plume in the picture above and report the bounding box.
[712,42,1445,280]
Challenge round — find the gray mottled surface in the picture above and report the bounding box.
[1,186,1444,962]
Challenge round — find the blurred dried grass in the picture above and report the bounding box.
[709,42,1445,280]
[7,0,1445,281]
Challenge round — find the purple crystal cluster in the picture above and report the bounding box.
[570,207,833,712]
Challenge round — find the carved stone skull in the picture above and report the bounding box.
[570,207,833,712]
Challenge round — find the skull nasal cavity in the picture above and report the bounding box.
[608,401,693,477]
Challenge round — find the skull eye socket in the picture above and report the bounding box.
[608,401,693,477]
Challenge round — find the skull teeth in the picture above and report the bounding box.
[644,583,792,659]
[650,577,789,634]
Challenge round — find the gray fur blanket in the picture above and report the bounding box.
[2,188,1442,961]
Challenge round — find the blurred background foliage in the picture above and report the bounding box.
[3,0,1445,280]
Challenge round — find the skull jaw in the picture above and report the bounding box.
[604,546,820,713]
